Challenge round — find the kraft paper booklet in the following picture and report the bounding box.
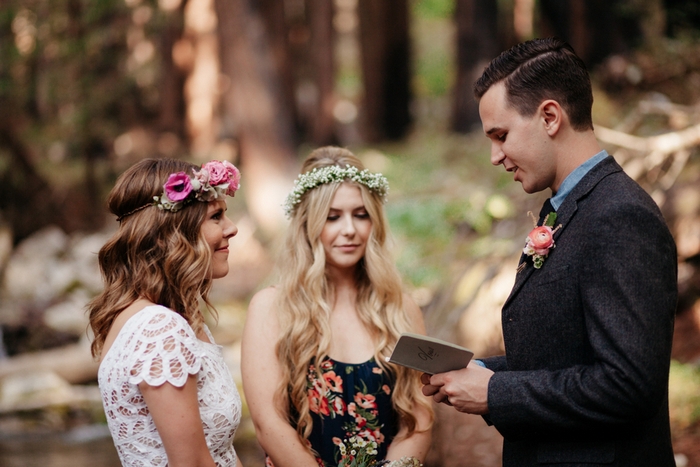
[386,332,474,374]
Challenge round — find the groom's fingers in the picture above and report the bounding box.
[420,373,431,385]
[422,383,438,397]
[432,391,452,406]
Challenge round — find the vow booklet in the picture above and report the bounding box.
[386,332,474,375]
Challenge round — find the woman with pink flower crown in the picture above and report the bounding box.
[241,147,433,467]
[88,158,244,467]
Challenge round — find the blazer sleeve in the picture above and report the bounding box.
[487,193,677,439]
[481,355,508,372]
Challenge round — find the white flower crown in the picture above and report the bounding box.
[283,164,389,218]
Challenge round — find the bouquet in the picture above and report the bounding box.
[336,436,422,467]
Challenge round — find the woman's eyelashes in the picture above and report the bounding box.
[326,210,369,221]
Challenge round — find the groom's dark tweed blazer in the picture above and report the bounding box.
[482,156,678,467]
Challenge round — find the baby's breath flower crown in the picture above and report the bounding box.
[283,164,389,218]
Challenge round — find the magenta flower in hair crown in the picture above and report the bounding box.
[154,160,241,212]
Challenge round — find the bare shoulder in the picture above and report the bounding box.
[245,286,282,337]
[248,286,279,313]
[243,287,281,355]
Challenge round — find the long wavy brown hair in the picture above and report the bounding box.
[88,158,215,358]
[275,146,433,444]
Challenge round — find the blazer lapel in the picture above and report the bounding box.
[503,156,622,308]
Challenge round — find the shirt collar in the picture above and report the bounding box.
[550,150,608,210]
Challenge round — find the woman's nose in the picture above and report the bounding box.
[340,215,356,235]
[224,216,238,238]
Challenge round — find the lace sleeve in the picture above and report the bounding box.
[125,306,204,387]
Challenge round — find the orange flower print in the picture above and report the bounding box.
[308,388,330,416]
[354,392,377,409]
[354,413,368,429]
[323,371,344,393]
[372,427,385,444]
[358,429,376,443]
[372,366,382,374]
[331,395,346,416]
[382,384,391,395]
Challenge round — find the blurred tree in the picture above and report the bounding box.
[214,0,297,234]
[307,0,338,146]
[0,0,191,243]
[451,0,500,133]
[664,0,700,37]
[538,0,645,66]
[357,0,412,141]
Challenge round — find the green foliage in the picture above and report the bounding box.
[669,360,700,433]
[411,8,454,98]
[411,0,454,19]
[414,46,451,97]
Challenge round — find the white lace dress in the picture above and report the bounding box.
[98,305,242,467]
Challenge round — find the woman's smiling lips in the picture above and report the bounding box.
[336,244,359,252]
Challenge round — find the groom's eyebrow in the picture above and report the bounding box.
[485,127,502,136]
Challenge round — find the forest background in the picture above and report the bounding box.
[1,0,700,466]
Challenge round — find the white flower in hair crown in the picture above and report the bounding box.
[154,160,241,212]
[283,164,389,218]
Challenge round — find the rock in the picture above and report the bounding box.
[44,290,93,334]
[3,226,69,304]
[0,369,99,413]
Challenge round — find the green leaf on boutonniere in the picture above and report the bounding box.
[543,212,557,227]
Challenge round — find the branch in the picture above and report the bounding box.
[596,123,700,155]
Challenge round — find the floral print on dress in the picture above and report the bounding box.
[308,358,397,466]
[266,357,398,467]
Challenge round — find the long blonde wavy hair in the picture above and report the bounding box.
[275,146,433,444]
[88,158,215,358]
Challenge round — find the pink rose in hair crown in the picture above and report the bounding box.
[202,161,230,186]
[163,172,193,201]
[527,226,555,256]
[222,160,241,195]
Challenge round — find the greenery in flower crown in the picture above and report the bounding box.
[283,164,389,218]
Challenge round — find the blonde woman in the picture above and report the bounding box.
[89,158,244,467]
[242,147,432,467]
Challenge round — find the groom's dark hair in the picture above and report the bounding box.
[473,37,594,132]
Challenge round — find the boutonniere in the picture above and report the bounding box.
[522,211,561,269]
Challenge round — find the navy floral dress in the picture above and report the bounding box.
[266,357,398,467]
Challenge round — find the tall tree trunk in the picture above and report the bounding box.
[183,0,221,157]
[357,0,412,142]
[158,5,186,137]
[259,0,299,141]
[214,0,297,235]
[307,0,337,145]
[451,0,500,133]
[538,0,644,66]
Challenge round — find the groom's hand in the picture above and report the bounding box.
[420,361,493,415]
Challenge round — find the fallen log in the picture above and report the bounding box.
[0,340,98,385]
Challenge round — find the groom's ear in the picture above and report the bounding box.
[539,100,563,136]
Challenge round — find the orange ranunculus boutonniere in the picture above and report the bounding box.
[523,211,561,269]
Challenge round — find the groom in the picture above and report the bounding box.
[421,37,678,466]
